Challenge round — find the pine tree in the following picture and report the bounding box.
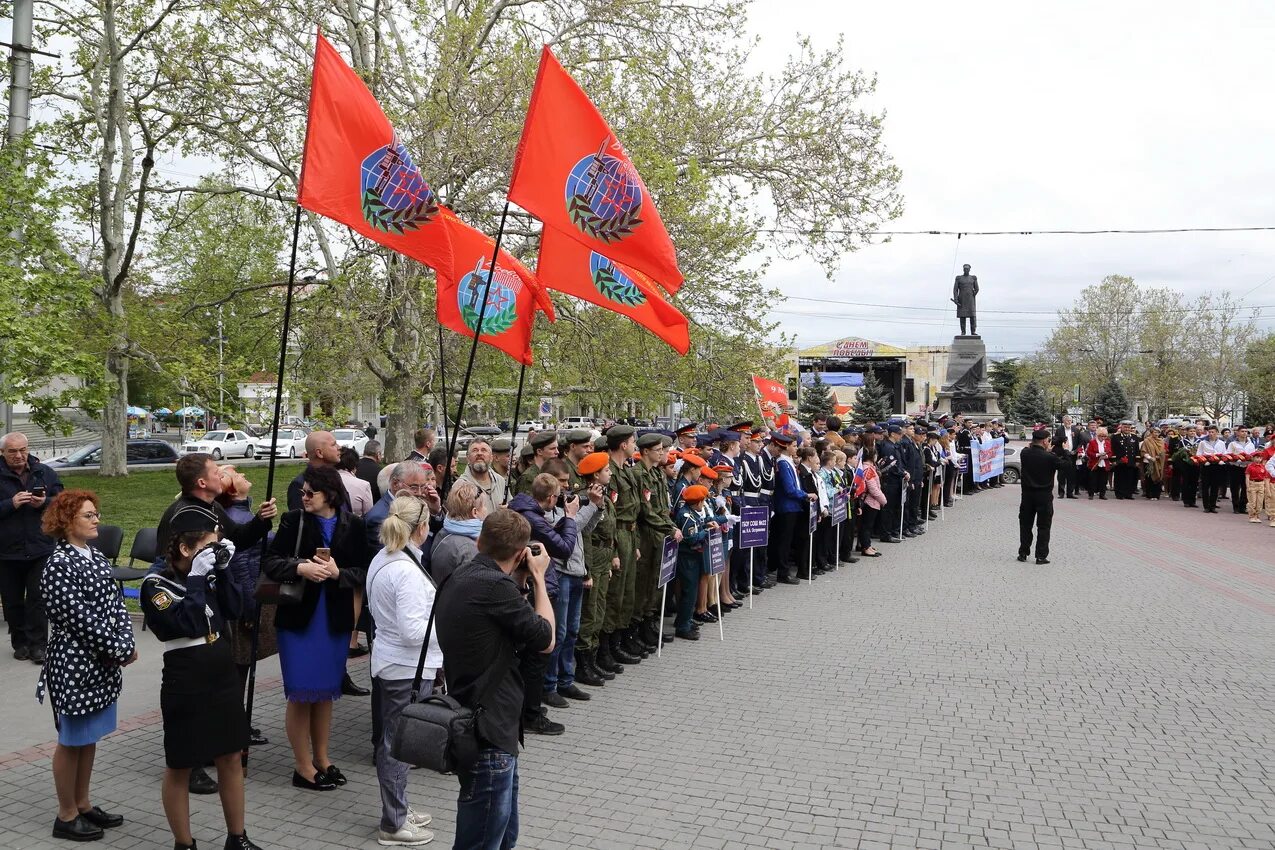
[853,370,892,423]
[1091,378,1131,424]
[1008,378,1053,425]
[799,372,835,426]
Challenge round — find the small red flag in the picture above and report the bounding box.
[435,210,553,366]
[298,32,452,279]
[509,46,683,293]
[753,376,790,429]
[536,228,689,355]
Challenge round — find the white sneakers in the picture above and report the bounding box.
[407,809,433,828]
[377,822,434,846]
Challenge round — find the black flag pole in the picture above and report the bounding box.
[243,204,303,772]
[446,201,510,472]
[437,321,452,493]
[509,363,527,451]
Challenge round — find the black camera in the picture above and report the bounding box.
[527,542,543,557]
[200,541,233,570]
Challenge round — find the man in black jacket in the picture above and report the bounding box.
[0,432,64,663]
[356,440,383,503]
[1018,428,1065,565]
[157,454,276,556]
[1051,415,1081,498]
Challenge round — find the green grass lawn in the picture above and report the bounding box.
[60,461,308,559]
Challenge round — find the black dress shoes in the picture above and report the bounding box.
[883,536,902,544]
[558,683,592,701]
[30,646,46,664]
[1036,558,1050,565]
[248,727,268,746]
[52,814,103,842]
[315,763,347,786]
[779,576,800,585]
[1016,554,1028,562]
[78,807,123,829]
[189,766,218,795]
[292,769,337,791]
[675,629,700,641]
[341,672,371,696]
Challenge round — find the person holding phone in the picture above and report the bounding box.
[262,466,370,791]
[1,431,65,664]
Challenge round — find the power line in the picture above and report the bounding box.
[763,225,1275,237]
[778,295,1275,317]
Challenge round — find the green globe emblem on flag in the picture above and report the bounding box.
[588,252,646,306]
[359,135,439,233]
[457,258,521,335]
[564,139,644,243]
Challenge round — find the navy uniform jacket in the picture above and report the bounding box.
[736,451,773,508]
[876,439,903,481]
[141,562,243,642]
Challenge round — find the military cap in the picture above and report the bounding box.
[675,422,698,435]
[491,437,512,453]
[719,431,741,443]
[593,435,608,452]
[519,442,536,458]
[712,463,735,474]
[605,424,636,449]
[681,484,710,503]
[727,419,754,432]
[770,432,795,445]
[864,425,883,434]
[1119,419,1135,426]
[529,431,557,449]
[886,424,903,434]
[565,428,594,444]
[637,432,668,449]
[169,503,220,535]
[577,452,608,476]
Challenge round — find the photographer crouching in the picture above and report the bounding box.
[435,509,555,850]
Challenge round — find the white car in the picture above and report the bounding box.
[516,421,545,434]
[181,429,255,460]
[557,417,595,431]
[254,428,307,458]
[332,428,369,455]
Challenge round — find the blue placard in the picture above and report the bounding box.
[658,536,677,588]
[831,492,849,525]
[739,506,769,549]
[707,533,727,575]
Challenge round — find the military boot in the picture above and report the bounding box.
[610,631,641,665]
[595,636,624,674]
[574,649,605,687]
[622,626,650,658]
[638,616,661,647]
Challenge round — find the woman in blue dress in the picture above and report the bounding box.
[263,465,369,791]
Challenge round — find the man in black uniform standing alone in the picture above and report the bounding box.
[1018,428,1064,565]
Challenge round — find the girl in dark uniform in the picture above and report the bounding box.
[140,503,262,850]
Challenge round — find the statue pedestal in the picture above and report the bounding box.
[934,335,1003,417]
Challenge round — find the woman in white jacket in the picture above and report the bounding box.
[366,496,441,847]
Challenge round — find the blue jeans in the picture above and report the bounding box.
[453,748,519,850]
[544,573,583,691]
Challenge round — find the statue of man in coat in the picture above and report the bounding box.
[952,264,979,335]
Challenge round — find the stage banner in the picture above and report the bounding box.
[972,436,1005,483]
[707,533,727,575]
[658,535,678,588]
[831,492,849,525]
[739,506,769,548]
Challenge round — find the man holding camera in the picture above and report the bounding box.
[0,432,64,663]
[435,509,555,850]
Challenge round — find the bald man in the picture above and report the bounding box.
[287,430,341,510]
[1,432,65,663]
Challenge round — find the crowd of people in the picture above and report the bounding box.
[7,410,1270,849]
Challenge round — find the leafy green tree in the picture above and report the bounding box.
[1008,378,1053,425]
[1091,379,1130,424]
[853,370,892,423]
[1238,333,1275,426]
[799,372,834,426]
[988,357,1022,407]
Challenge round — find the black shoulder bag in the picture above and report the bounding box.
[254,511,305,606]
[390,567,512,774]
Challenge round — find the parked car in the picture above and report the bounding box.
[557,417,595,430]
[332,428,369,454]
[515,421,545,434]
[254,428,308,458]
[47,440,179,469]
[180,429,256,460]
[457,426,504,451]
[999,445,1022,483]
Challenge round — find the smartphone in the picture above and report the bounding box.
[314,547,331,560]
[30,486,46,498]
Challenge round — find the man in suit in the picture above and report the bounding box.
[1051,415,1080,498]
[356,440,383,504]
[1111,420,1141,499]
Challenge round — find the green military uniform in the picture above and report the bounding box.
[635,459,678,625]
[603,457,641,634]
[578,483,616,653]
[511,431,557,496]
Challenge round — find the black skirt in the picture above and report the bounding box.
[160,636,248,768]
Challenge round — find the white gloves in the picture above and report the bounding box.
[190,546,219,577]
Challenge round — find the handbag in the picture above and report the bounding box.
[254,513,305,606]
[391,570,512,774]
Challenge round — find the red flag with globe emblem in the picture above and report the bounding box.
[536,227,689,354]
[508,46,683,294]
[435,210,554,366]
[297,31,452,279]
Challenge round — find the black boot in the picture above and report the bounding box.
[585,647,614,680]
[639,616,660,647]
[574,649,605,687]
[622,627,649,658]
[595,636,623,674]
[189,766,218,795]
[610,631,640,665]
[224,833,262,850]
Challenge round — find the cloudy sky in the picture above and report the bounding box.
[745,1,1275,356]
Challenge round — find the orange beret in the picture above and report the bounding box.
[701,467,718,480]
[577,452,608,476]
[712,463,734,473]
[682,484,709,502]
[681,453,707,469]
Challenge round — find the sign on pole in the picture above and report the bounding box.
[831,492,849,526]
[972,436,1006,483]
[707,532,727,576]
[658,535,677,588]
[808,502,818,535]
[739,506,769,549]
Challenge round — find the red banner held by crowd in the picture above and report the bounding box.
[752,375,789,429]
[508,46,684,294]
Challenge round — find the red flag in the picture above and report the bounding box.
[435,210,553,366]
[536,228,689,354]
[298,32,451,279]
[753,376,790,429]
[509,46,683,293]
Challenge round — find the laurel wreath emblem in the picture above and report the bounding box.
[592,264,646,307]
[361,189,439,234]
[568,194,643,243]
[461,303,517,336]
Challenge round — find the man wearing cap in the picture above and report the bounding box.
[736,427,774,590]
[1111,421,1140,500]
[675,423,698,452]
[602,425,644,665]
[875,426,906,543]
[490,438,513,479]
[766,432,807,584]
[1018,428,1065,564]
[512,431,559,498]
[634,432,680,650]
[899,424,926,537]
[562,429,595,489]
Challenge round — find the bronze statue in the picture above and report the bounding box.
[952,263,979,335]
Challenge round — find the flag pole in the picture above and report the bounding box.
[438,321,454,495]
[447,201,510,475]
[509,363,527,450]
[243,204,303,773]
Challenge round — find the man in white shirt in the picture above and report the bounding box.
[1226,426,1256,515]
[1195,425,1228,513]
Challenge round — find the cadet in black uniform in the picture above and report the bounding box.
[140,504,262,850]
[1018,428,1064,565]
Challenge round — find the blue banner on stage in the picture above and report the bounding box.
[739,506,769,549]
[972,437,1005,483]
[707,533,727,575]
[831,492,849,525]
[658,536,677,588]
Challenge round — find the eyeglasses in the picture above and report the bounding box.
[300,488,317,499]
[401,483,429,493]
[78,511,100,520]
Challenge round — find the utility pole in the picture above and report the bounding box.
[2,0,34,434]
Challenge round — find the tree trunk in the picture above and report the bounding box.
[382,369,418,462]
[99,292,129,477]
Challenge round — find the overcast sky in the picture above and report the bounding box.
[745,1,1275,356]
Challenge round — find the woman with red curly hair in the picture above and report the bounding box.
[36,489,138,841]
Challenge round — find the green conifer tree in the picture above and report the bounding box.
[798,372,835,426]
[853,370,893,423]
[1091,378,1131,424]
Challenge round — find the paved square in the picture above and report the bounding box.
[2,486,1273,849]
